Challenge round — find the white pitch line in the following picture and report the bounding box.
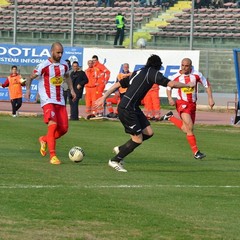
[0,184,240,189]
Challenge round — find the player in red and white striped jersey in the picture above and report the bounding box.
[25,42,76,165]
[161,58,215,160]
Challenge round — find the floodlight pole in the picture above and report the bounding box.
[189,0,195,50]
[129,0,134,49]
[70,0,76,47]
[13,0,17,44]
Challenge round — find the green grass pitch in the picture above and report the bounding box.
[0,115,240,240]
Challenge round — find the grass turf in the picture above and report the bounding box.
[0,115,240,240]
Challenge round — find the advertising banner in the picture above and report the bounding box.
[0,44,83,102]
[83,48,200,97]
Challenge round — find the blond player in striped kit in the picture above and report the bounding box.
[25,42,76,165]
[160,58,215,160]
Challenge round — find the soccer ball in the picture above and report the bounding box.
[136,38,147,49]
[68,146,85,163]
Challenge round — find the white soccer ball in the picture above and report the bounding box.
[68,146,85,163]
[136,38,147,48]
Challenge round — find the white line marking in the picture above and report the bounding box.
[0,184,240,189]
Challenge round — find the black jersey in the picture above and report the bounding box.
[118,67,170,110]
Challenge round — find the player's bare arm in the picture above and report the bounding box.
[206,86,215,109]
[64,73,77,101]
[94,82,121,108]
[167,80,195,89]
[25,73,38,100]
[166,87,175,106]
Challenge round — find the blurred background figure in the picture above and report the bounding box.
[92,55,110,117]
[106,63,131,118]
[85,60,99,119]
[69,61,88,120]
[0,65,25,117]
[63,59,72,105]
[114,13,125,46]
[143,84,161,121]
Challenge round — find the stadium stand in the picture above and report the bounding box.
[0,0,239,94]
[0,0,239,49]
[0,0,161,46]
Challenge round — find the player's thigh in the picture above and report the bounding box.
[42,103,57,124]
[118,108,150,135]
[56,105,68,128]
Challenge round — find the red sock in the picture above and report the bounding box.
[41,135,47,142]
[169,116,183,129]
[186,134,198,155]
[47,123,57,158]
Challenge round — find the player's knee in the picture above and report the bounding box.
[59,125,68,136]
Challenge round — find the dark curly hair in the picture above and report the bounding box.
[145,54,163,70]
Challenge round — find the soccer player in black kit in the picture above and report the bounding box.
[95,55,195,172]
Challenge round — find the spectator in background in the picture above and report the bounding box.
[97,0,114,7]
[139,0,146,7]
[69,61,88,120]
[146,0,156,6]
[92,55,110,116]
[155,0,162,6]
[114,13,125,46]
[85,60,99,119]
[143,84,160,121]
[0,65,25,117]
[106,63,132,118]
[63,59,71,105]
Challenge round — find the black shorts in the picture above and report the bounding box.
[118,107,150,135]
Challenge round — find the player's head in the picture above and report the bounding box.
[181,58,192,75]
[50,42,63,63]
[145,55,162,70]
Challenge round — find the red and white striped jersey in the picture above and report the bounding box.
[34,58,69,107]
[169,69,210,103]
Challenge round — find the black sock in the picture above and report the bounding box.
[142,133,153,141]
[111,139,141,162]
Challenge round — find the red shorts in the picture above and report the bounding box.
[176,100,196,123]
[42,103,68,127]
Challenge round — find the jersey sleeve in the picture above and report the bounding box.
[1,78,9,88]
[119,76,130,88]
[33,62,43,77]
[197,71,209,88]
[155,71,170,87]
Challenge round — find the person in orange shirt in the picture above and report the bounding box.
[85,60,99,119]
[106,63,131,118]
[143,83,161,120]
[92,55,110,116]
[0,65,25,117]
